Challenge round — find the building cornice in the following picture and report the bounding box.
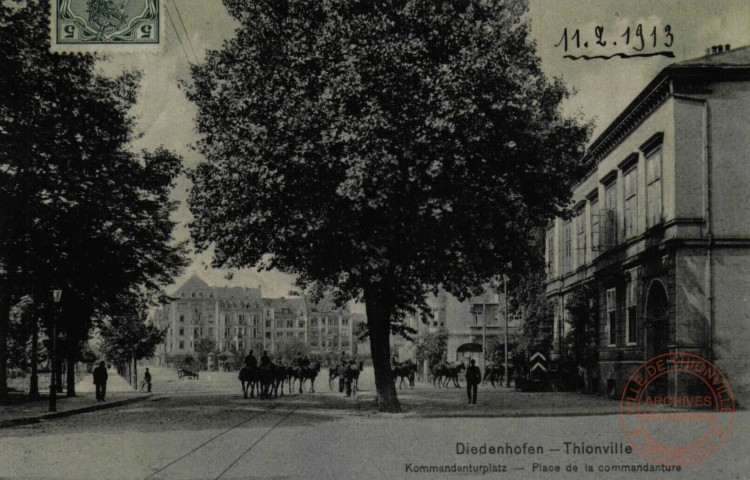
[571,62,750,191]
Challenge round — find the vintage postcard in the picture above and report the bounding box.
[1,0,749,479]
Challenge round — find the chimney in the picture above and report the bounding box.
[711,46,718,54]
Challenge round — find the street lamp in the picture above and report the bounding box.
[49,288,62,412]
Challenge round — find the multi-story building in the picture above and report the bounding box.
[544,46,750,403]
[263,297,307,350]
[151,274,263,362]
[357,288,521,370]
[306,296,354,356]
[151,274,356,363]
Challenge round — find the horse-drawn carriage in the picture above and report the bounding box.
[177,368,199,380]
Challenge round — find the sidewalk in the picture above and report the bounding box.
[0,369,150,428]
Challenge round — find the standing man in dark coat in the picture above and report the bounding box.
[93,361,108,401]
[143,368,152,392]
[465,359,481,405]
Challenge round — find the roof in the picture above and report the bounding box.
[305,295,350,313]
[266,297,306,312]
[583,45,750,168]
[672,45,750,68]
[172,273,262,302]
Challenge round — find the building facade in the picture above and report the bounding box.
[544,46,750,403]
[357,288,521,369]
[151,274,355,363]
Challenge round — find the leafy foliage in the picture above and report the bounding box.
[274,338,311,364]
[99,312,167,365]
[193,338,217,369]
[563,283,598,366]
[414,327,449,366]
[514,271,554,356]
[186,0,590,411]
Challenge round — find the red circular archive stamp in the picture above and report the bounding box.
[620,352,735,466]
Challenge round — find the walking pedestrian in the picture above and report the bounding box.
[93,361,108,401]
[143,368,152,393]
[465,358,481,405]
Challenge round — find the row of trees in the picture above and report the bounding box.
[0,0,187,400]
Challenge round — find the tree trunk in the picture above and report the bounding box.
[55,352,63,393]
[66,346,76,397]
[364,289,401,413]
[29,308,39,400]
[0,279,10,402]
[132,356,137,389]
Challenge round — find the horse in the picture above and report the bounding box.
[432,362,465,388]
[296,362,321,393]
[483,363,505,388]
[328,364,340,391]
[346,361,363,395]
[393,361,416,389]
[238,366,260,399]
[257,363,287,399]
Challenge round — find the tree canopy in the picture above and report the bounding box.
[187,0,590,411]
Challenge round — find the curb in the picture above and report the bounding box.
[0,394,153,429]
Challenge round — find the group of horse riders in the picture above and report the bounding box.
[429,356,510,388]
[238,349,322,399]
[239,349,362,399]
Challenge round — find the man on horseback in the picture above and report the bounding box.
[294,350,305,368]
[260,350,271,367]
[245,350,258,369]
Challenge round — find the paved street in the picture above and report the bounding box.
[1,367,748,479]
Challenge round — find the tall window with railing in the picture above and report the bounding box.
[563,220,572,274]
[546,227,555,277]
[575,208,586,267]
[603,180,618,248]
[606,288,617,346]
[590,197,599,252]
[624,166,638,238]
[626,278,637,345]
[646,147,663,227]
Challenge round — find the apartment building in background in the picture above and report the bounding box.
[151,274,355,363]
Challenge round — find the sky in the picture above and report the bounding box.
[103,0,750,296]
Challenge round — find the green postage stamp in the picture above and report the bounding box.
[51,0,161,52]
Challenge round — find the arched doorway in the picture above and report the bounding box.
[456,343,483,364]
[644,279,669,395]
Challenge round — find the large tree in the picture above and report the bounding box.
[0,0,187,400]
[187,0,590,411]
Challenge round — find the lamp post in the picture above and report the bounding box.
[49,288,62,412]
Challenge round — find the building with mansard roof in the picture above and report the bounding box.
[151,274,355,364]
[544,45,750,403]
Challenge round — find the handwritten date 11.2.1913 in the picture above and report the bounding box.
[555,25,675,60]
